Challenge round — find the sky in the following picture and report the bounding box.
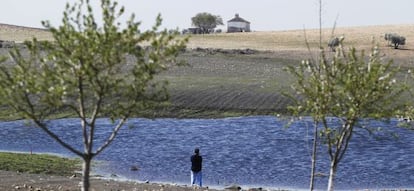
[1,0,414,31]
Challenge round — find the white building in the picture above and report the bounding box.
[227,14,251,33]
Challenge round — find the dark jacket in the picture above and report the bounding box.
[191,154,202,172]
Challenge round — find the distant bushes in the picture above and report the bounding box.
[328,36,344,52]
[385,33,406,49]
[327,33,406,51]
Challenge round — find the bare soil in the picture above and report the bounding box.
[0,170,217,191]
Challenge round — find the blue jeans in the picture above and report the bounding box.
[191,170,202,187]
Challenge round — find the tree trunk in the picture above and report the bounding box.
[309,122,318,191]
[327,161,337,191]
[81,156,92,191]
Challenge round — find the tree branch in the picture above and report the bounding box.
[77,75,90,154]
[34,119,83,157]
[94,116,127,156]
[88,91,103,155]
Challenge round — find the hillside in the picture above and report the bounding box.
[0,24,413,117]
[2,23,412,64]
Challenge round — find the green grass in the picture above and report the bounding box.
[162,75,291,94]
[0,152,81,176]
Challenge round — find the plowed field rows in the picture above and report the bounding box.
[161,50,298,116]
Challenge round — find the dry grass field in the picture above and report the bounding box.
[188,24,414,65]
[189,25,414,50]
[1,23,414,117]
[0,24,52,42]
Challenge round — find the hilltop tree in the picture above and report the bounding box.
[286,40,405,191]
[0,0,187,190]
[191,12,223,34]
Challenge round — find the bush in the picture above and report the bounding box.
[385,33,406,49]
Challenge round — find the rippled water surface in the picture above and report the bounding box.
[1,116,414,190]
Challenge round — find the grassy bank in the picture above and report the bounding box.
[0,152,80,176]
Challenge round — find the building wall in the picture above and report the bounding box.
[228,21,247,28]
[227,22,251,32]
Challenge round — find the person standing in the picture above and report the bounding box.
[191,148,203,187]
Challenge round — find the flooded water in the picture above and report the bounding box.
[1,116,414,190]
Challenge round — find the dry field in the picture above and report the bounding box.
[0,24,52,42]
[188,24,414,65]
[1,23,414,117]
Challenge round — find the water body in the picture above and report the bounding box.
[1,116,414,190]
